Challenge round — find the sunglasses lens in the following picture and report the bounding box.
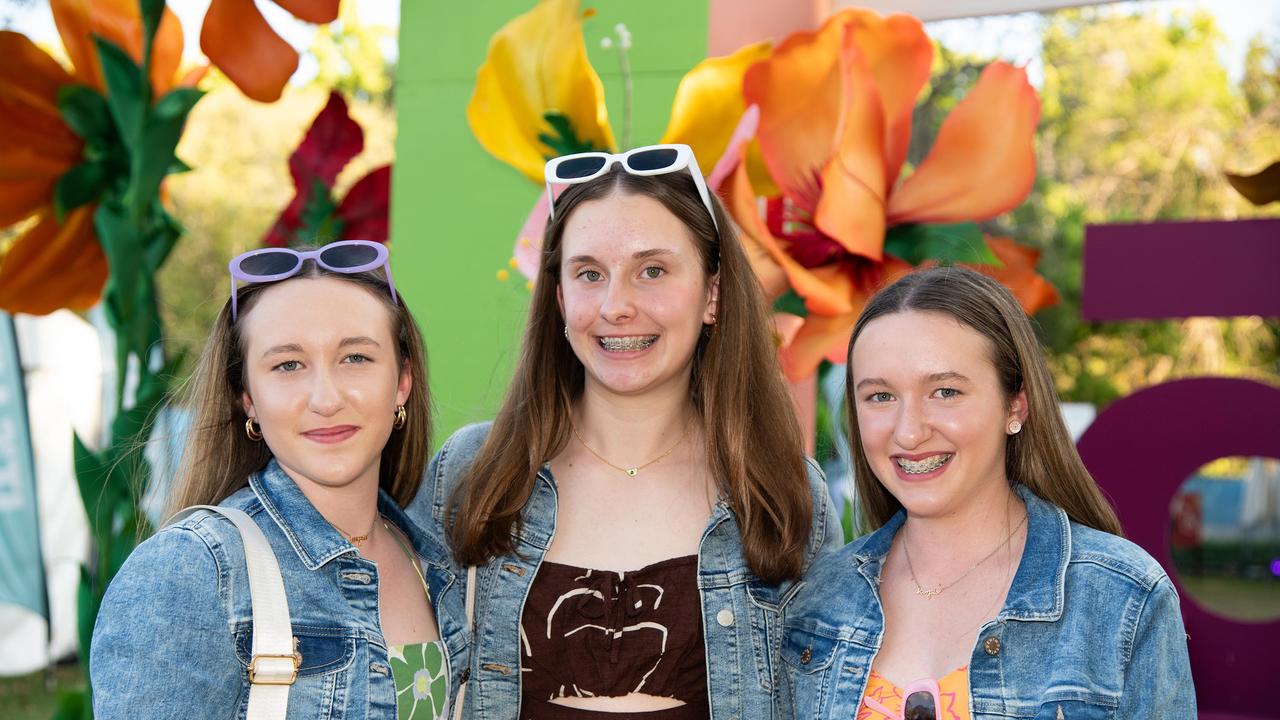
[627,147,679,171]
[555,155,608,179]
[238,251,299,277]
[319,242,381,269]
[903,691,937,720]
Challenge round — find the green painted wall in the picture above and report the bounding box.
[392,1,709,444]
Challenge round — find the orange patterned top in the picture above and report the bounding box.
[858,666,971,720]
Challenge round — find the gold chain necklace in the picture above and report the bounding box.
[332,515,378,548]
[902,508,1027,599]
[572,423,688,477]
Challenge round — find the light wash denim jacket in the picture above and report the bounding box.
[408,422,843,720]
[780,485,1195,719]
[91,459,468,719]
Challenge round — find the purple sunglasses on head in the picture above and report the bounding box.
[228,240,397,321]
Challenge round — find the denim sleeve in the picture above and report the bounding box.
[1122,576,1196,718]
[90,525,242,718]
[804,459,844,559]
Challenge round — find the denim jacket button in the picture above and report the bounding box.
[716,608,735,627]
[983,636,1001,656]
[799,647,813,665]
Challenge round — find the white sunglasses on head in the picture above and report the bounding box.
[544,144,720,234]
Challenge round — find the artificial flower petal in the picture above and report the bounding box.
[0,182,58,227]
[468,0,615,183]
[972,235,1059,314]
[272,0,340,25]
[336,166,391,243]
[887,61,1040,225]
[0,31,76,118]
[814,23,887,260]
[51,0,182,94]
[513,193,552,281]
[727,163,852,314]
[661,41,772,176]
[201,0,299,103]
[0,205,106,314]
[779,311,859,381]
[842,10,932,188]
[1226,160,1280,206]
[291,92,364,189]
[743,13,846,212]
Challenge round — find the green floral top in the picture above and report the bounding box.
[390,640,449,719]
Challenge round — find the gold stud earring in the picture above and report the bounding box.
[564,325,569,339]
[245,417,263,442]
[393,405,407,430]
[1008,420,1023,435]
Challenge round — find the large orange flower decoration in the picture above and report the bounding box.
[731,9,1054,379]
[0,0,197,315]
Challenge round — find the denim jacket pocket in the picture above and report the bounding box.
[987,693,1118,720]
[746,580,803,692]
[234,623,359,679]
[1026,700,1116,720]
[781,625,841,718]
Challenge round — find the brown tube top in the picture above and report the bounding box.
[518,555,708,720]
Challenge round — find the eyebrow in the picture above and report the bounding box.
[260,337,380,359]
[339,336,381,349]
[854,371,972,391]
[566,248,676,265]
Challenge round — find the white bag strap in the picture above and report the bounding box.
[167,505,295,720]
[450,565,477,720]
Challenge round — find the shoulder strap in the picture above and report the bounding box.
[167,505,295,720]
[450,565,477,720]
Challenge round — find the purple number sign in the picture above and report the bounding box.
[1079,218,1280,719]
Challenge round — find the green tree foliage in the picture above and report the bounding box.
[309,1,396,105]
[916,6,1280,407]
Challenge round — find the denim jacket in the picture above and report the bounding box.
[91,459,467,719]
[780,485,1195,719]
[407,422,843,720]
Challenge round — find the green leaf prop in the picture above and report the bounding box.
[883,222,1000,266]
[92,36,147,150]
[66,9,209,710]
[57,85,116,147]
[772,289,810,318]
[54,161,109,220]
[539,110,603,158]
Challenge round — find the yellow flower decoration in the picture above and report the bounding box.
[467,0,616,183]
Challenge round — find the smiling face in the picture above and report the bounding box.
[850,310,1027,520]
[556,190,717,401]
[239,276,411,494]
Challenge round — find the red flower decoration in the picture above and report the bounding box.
[264,91,390,247]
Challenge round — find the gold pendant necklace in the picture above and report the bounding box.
[572,422,688,477]
[903,507,1027,599]
[332,516,378,548]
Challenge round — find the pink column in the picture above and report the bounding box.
[707,0,830,56]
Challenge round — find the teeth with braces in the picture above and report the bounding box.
[598,335,657,352]
[895,454,952,475]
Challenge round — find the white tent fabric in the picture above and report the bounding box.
[0,311,98,675]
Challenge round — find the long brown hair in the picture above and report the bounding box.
[449,169,814,583]
[844,266,1121,534]
[167,263,432,514]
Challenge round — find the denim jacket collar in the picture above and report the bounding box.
[251,458,455,579]
[851,485,1068,622]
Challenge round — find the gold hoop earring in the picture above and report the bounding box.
[563,325,569,340]
[393,405,407,430]
[245,417,263,442]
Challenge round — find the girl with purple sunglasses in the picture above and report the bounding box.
[91,241,466,720]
